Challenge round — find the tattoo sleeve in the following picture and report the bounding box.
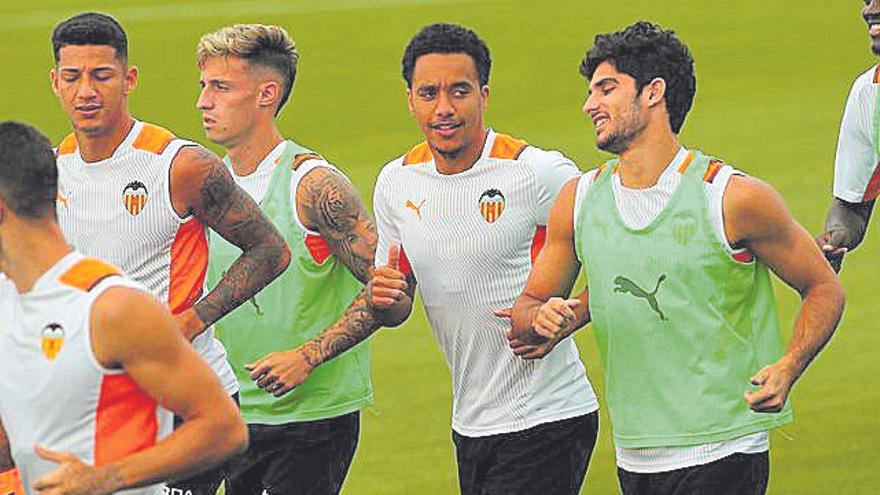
[186,147,291,327]
[295,166,382,365]
[297,166,377,283]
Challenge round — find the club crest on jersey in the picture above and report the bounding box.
[479,189,505,223]
[122,181,149,216]
[41,323,64,361]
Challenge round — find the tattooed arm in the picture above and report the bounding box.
[170,146,291,340]
[246,165,381,397]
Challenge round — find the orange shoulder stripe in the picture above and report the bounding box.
[874,64,880,84]
[703,160,726,183]
[132,123,175,155]
[403,141,432,165]
[488,133,528,160]
[676,152,696,174]
[292,153,323,170]
[59,258,121,292]
[56,133,78,156]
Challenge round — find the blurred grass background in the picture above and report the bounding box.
[1,1,876,492]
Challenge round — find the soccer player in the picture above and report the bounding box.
[0,121,247,495]
[49,13,289,495]
[195,24,378,493]
[816,0,880,271]
[368,23,599,495]
[510,22,845,494]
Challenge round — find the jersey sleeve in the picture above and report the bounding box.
[373,162,402,268]
[528,149,582,225]
[833,72,880,203]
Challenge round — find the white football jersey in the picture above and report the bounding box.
[55,120,237,394]
[0,252,171,494]
[374,130,598,437]
[834,65,880,203]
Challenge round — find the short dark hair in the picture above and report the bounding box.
[52,12,128,63]
[580,21,696,134]
[402,23,491,88]
[0,122,58,220]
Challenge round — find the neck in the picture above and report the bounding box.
[433,128,489,175]
[0,219,72,293]
[226,121,284,177]
[77,114,135,163]
[617,126,681,189]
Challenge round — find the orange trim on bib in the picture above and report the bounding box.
[292,153,322,171]
[488,134,528,160]
[94,374,159,466]
[59,258,121,292]
[676,152,696,174]
[703,160,726,183]
[403,142,432,165]
[168,218,208,314]
[132,123,175,155]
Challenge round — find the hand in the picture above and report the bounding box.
[173,308,205,342]
[32,446,123,495]
[495,306,559,360]
[367,245,408,310]
[245,349,315,397]
[744,359,798,413]
[532,297,581,340]
[815,229,847,273]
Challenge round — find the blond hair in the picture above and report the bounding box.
[197,24,299,114]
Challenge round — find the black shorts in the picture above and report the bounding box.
[225,411,360,495]
[165,393,239,495]
[452,411,599,495]
[617,451,769,495]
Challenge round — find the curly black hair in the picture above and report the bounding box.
[580,22,695,134]
[52,12,128,63]
[402,23,491,88]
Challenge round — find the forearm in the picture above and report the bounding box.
[783,279,845,379]
[824,198,874,251]
[298,290,382,368]
[194,242,289,329]
[0,426,13,472]
[110,410,246,490]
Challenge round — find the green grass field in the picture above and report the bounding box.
[2,1,878,493]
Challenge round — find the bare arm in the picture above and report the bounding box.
[726,176,846,412]
[0,419,12,472]
[246,167,385,396]
[816,197,874,272]
[171,146,291,339]
[510,178,588,347]
[32,287,247,494]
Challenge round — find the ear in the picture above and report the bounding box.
[644,77,666,108]
[406,87,415,116]
[50,68,60,97]
[124,65,139,96]
[257,80,281,109]
[480,85,490,112]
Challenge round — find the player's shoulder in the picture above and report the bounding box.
[130,120,180,156]
[849,65,880,94]
[57,255,124,293]
[490,132,579,173]
[377,141,430,182]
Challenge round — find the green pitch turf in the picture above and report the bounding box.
[1,1,877,493]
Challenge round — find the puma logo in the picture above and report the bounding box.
[405,199,426,220]
[614,274,668,321]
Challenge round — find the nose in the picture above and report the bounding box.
[583,91,599,116]
[434,90,454,118]
[196,86,212,110]
[75,77,98,101]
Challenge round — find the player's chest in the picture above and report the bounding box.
[393,174,536,260]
